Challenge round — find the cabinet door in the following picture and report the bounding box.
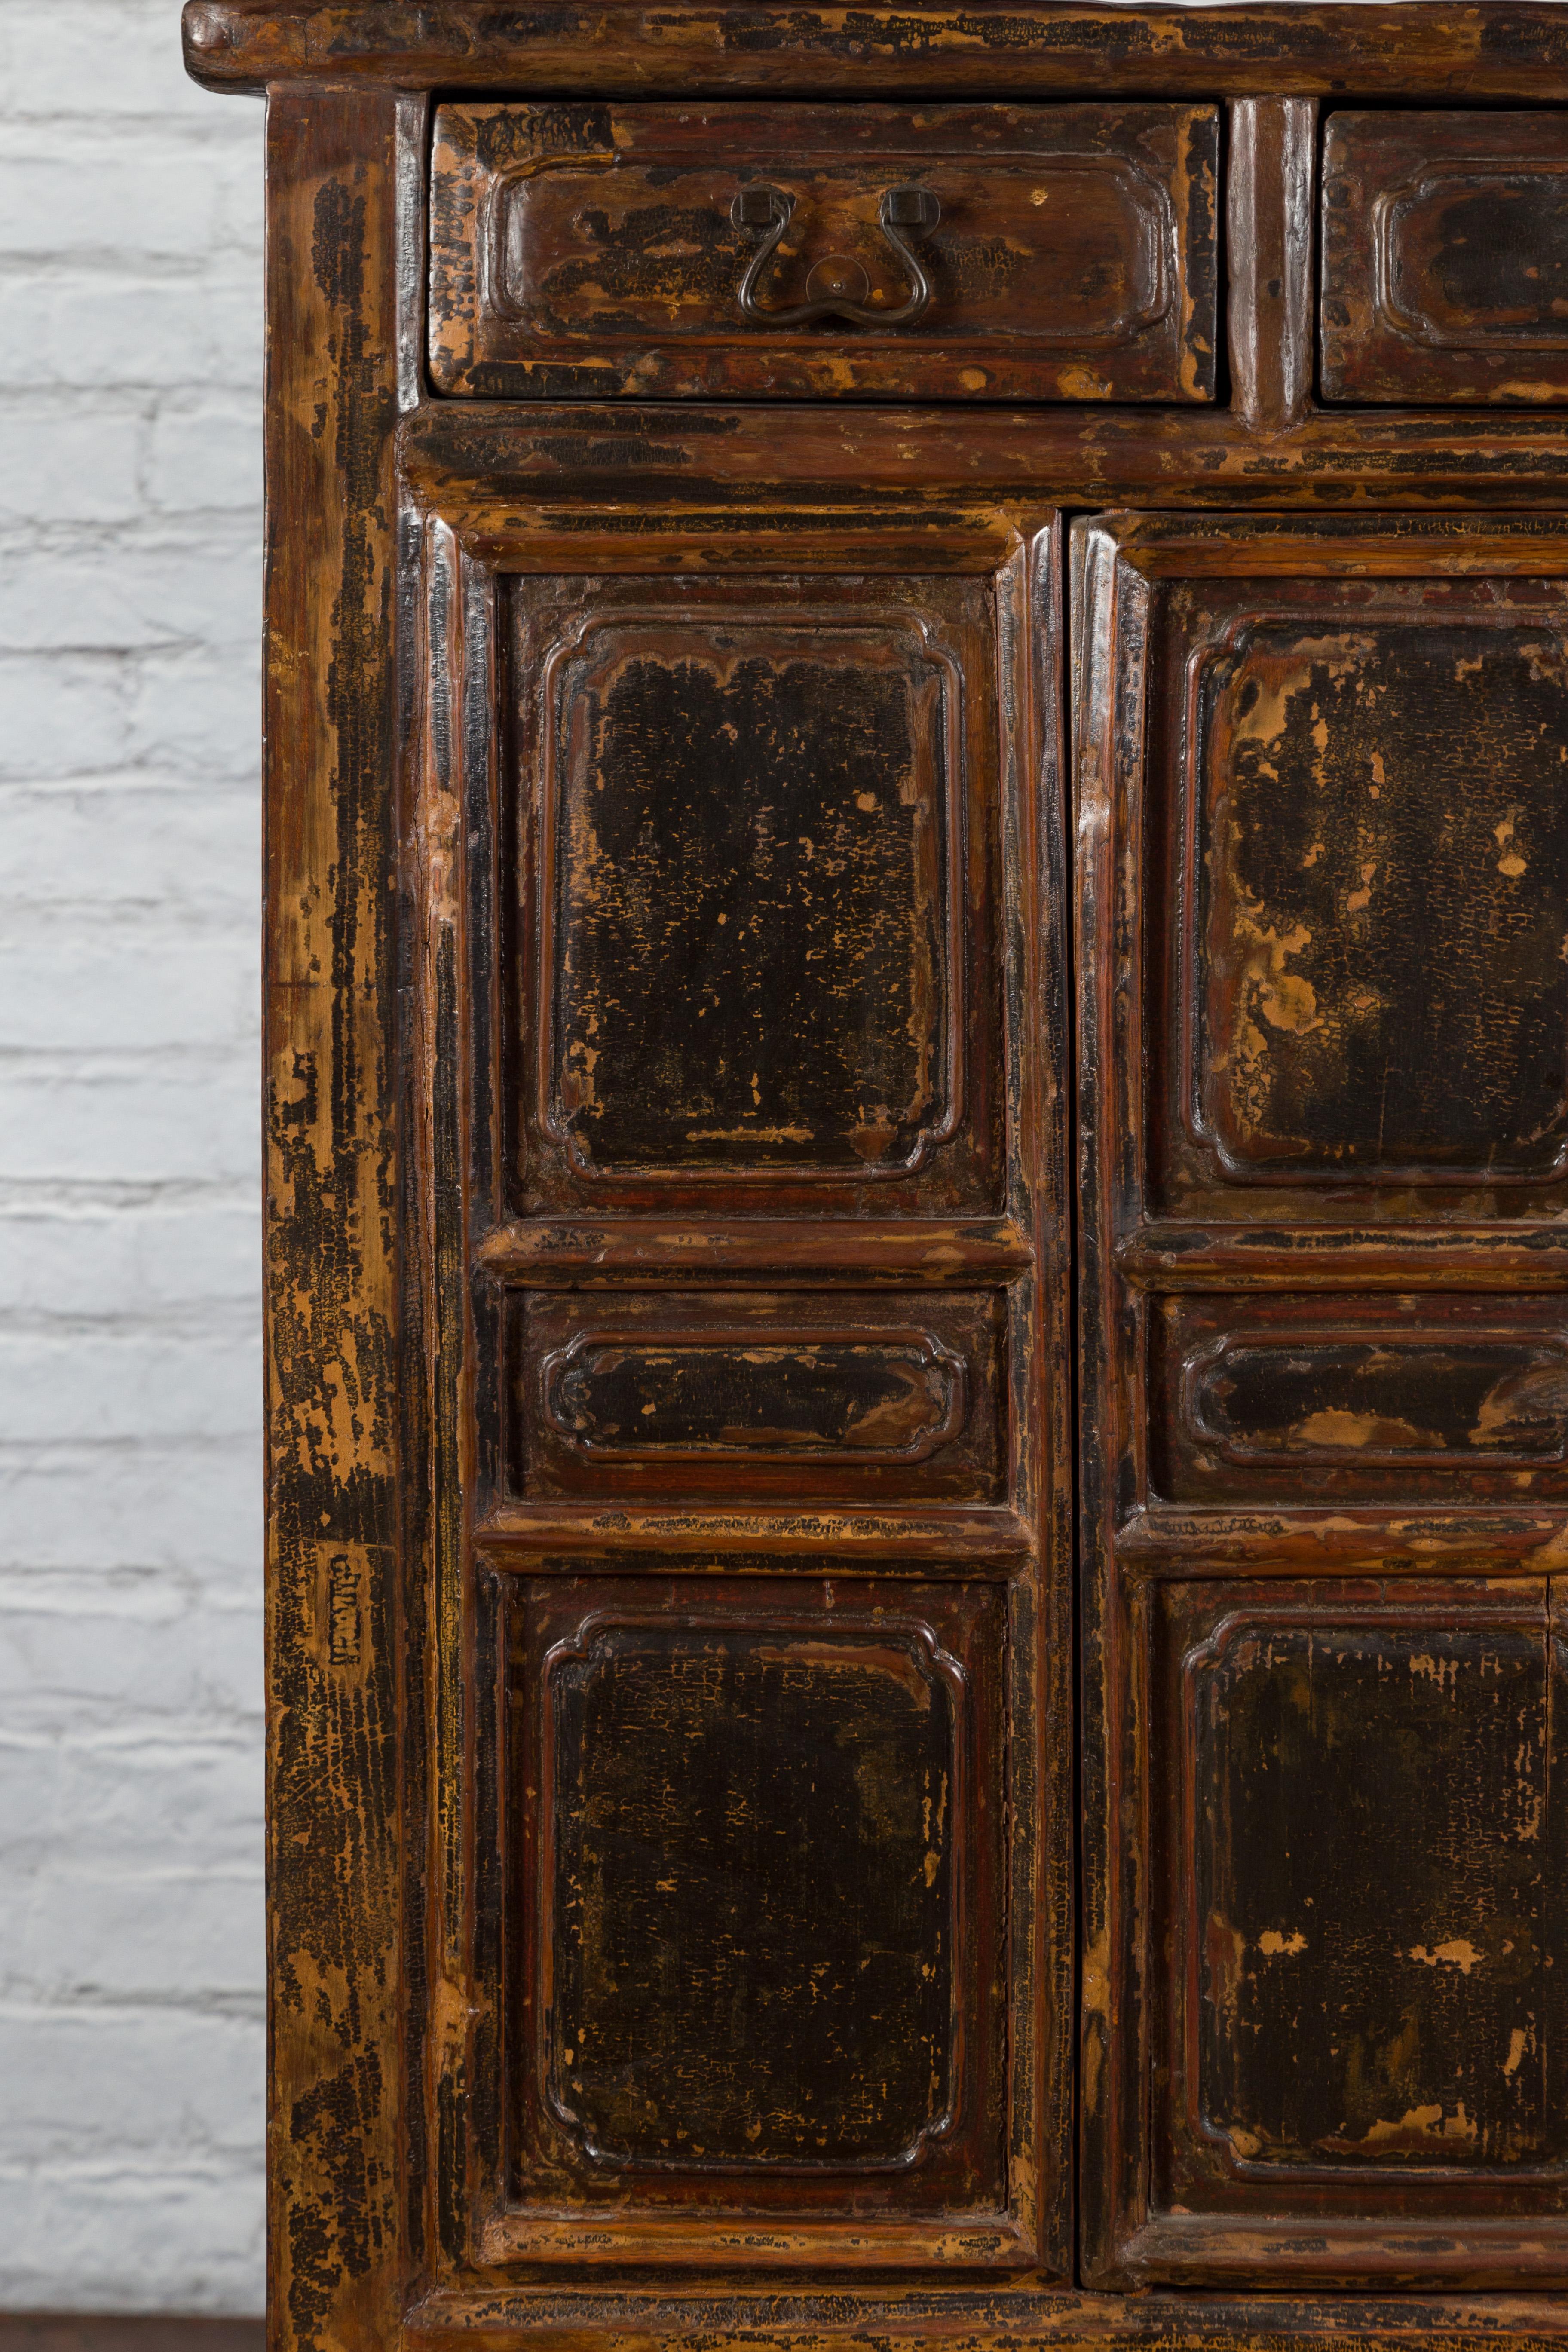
[406,502,1072,2297]
[1076,511,1568,2288]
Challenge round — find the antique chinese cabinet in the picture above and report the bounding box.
[184,3,1568,2347]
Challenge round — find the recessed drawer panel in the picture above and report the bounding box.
[1152,1294,1568,1505]
[430,101,1219,402]
[1323,111,1568,402]
[508,1289,1008,1503]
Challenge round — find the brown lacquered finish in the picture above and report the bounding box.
[429,101,1219,402]
[184,4,1568,2349]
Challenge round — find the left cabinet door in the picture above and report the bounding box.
[403,497,1072,2301]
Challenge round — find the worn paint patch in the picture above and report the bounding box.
[549,615,956,1176]
[1189,1610,1564,2171]
[545,1620,956,2167]
[546,1335,962,1458]
[1198,614,1568,1177]
[1192,1335,1568,1462]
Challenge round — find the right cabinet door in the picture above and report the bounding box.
[1075,511,1568,2289]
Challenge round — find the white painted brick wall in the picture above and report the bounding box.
[0,0,265,2315]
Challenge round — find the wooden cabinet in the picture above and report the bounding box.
[183,6,1568,2348]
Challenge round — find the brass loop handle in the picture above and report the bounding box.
[730,183,941,328]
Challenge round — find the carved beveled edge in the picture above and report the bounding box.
[1227,96,1317,432]
[535,1606,966,2177]
[473,2208,1035,2271]
[540,1323,968,1464]
[401,2283,1568,2343]
[1091,508,1568,578]
[396,404,1568,518]
[1177,1591,1561,2194]
[1117,1222,1568,1291]
[476,1216,1035,1284]
[184,0,1568,99]
[473,1501,1035,1564]
[534,603,965,1188]
[1374,160,1568,356]
[1114,1501,1568,1576]
[450,116,1181,351]
[1111,2209,1568,2290]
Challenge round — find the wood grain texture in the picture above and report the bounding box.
[496,1574,1009,2259]
[397,2287,1568,2349]
[262,80,407,2352]
[508,1288,1007,1502]
[1124,1580,1568,2283]
[504,560,1008,1218]
[400,399,1568,518]
[1227,96,1315,429]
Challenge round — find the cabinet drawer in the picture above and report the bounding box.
[1323,111,1568,402]
[429,100,1219,402]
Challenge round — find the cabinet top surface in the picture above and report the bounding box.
[182,0,1568,98]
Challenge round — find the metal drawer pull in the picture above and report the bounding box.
[730,183,941,328]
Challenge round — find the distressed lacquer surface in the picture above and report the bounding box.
[505,1575,1011,2238]
[261,83,405,2352]
[427,513,1066,2284]
[510,1287,1007,1503]
[188,3,1568,2341]
[1153,1294,1568,1504]
[511,569,1005,1217]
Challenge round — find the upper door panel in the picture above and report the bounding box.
[507,568,1006,1217]
[1322,111,1568,403]
[429,101,1219,401]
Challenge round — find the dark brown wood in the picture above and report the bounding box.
[429,101,1218,403]
[397,463,1069,2292]
[1133,1579,1568,2283]
[188,6,1568,2346]
[1323,113,1568,404]
[397,2291,1568,2349]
